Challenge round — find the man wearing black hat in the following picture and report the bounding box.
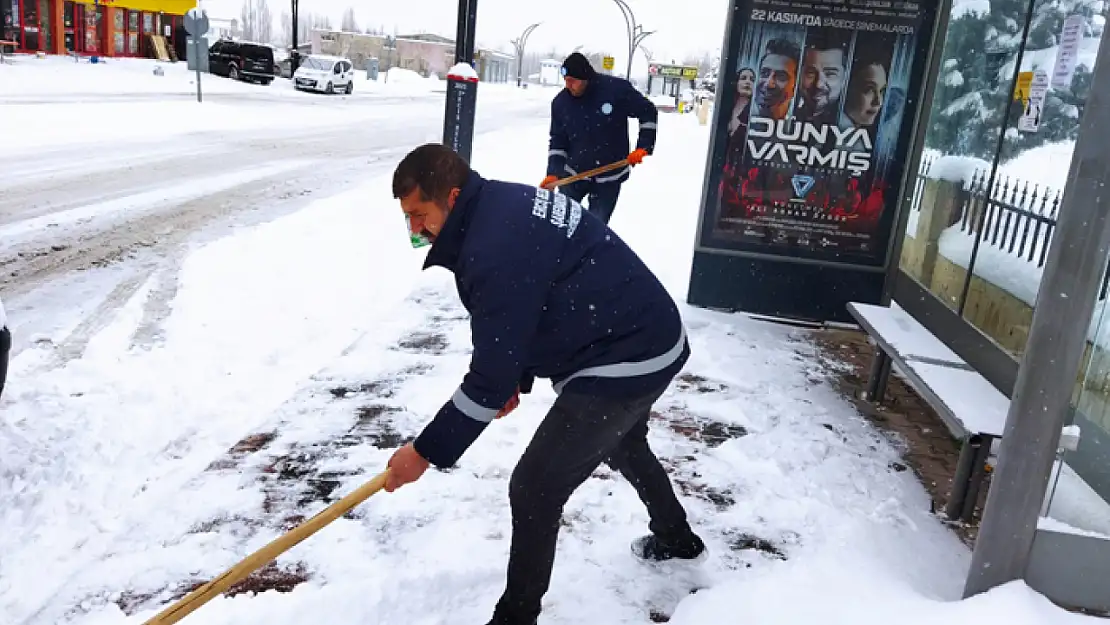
[541,52,659,224]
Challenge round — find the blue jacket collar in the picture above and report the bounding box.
[422,170,486,271]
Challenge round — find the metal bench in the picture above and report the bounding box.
[847,301,1009,523]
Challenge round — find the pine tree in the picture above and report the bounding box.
[924,0,1100,163]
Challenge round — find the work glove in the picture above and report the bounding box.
[628,148,649,166]
[541,175,559,190]
[495,387,521,419]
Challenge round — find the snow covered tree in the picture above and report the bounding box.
[924,0,1101,163]
[341,7,358,32]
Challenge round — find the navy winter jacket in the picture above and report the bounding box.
[413,170,690,469]
[547,74,659,186]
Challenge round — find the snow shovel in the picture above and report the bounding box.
[140,469,391,625]
[543,158,631,189]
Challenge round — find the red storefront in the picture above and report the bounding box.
[2,0,189,57]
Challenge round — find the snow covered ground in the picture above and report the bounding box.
[0,60,1100,625]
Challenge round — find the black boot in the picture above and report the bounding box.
[631,532,707,562]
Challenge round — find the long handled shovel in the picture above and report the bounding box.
[543,158,631,189]
[141,469,391,625]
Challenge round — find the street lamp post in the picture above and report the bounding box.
[611,0,654,82]
[290,0,300,73]
[511,22,540,88]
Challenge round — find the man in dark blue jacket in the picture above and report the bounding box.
[540,52,659,224]
[386,144,706,625]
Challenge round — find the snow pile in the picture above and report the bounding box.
[927,154,991,187]
[670,559,1089,625]
[936,228,1045,307]
[0,55,268,98]
[1001,141,1075,193]
[384,66,439,84]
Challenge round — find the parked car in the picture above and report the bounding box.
[293,55,356,94]
[208,39,275,85]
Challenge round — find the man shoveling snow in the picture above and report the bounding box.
[386,143,707,625]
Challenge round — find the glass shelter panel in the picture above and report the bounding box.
[895,0,1101,362]
[1044,256,1110,539]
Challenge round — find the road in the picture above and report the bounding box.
[0,91,549,359]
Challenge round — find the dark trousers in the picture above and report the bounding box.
[561,179,623,224]
[491,385,693,624]
[0,326,9,400]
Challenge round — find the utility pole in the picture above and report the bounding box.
[611,0,654,82]
[511,22,540,88]
[289,0,300,73]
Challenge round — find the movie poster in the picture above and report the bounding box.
[698,0,932,265]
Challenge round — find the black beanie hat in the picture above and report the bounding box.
[561,52,596,80]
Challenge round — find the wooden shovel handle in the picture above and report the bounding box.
[545,159,631,189]
[142,470,391,625]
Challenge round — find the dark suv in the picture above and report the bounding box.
[208,39,276,85]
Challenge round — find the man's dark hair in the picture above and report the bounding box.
[804,30,851,57]
[392,143,472,203]
[760,37,801,67]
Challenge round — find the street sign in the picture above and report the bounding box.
[183,7,209,36]
[1051,14,1084,90]
[184,8,208,103]
[1013,70,1033,108]
[1019,69,1049,132]
[602,56,615,70]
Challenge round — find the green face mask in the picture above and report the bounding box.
[407,214,431,249]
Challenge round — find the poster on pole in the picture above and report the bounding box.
[1051,15,1084,90]
[1019,69,1049,132]
[694,0,936,267]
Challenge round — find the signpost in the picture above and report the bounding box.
[1051,14,1084,90]
[603,55,615,72]
[183,8,208,103]
[1013,70,1033,108]
[443,0,478,162]
[1019,69,1049,132]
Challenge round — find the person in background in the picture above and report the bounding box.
[387,143,706,625]
[541,52,659,224]
[0,294,9,400]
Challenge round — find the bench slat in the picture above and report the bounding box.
[897,360,1008,439]
[847,301,1009,439]
[848,302,964,365]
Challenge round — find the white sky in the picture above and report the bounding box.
[200,0,731,67]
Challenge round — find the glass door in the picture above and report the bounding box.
[63,0,75,52]
[21,0,38,50]
[126,9,137,55]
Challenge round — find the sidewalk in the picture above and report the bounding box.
[6,113,1088,625]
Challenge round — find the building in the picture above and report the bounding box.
[475,48,511,83]
[538,59,560,85]
[309,28,514,82]
[2,0,195,58]
[205,16,239,40]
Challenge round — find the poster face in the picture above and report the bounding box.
[697,0,934,266]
